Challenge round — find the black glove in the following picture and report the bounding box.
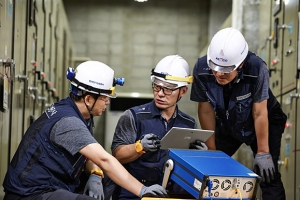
[84,174,104,199]
[253,153,275,183]
[189,140,208,150]
[139,184,168,198]
[141,133,161,152]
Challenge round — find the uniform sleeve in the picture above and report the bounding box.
[190,59,209,102]
[50,116,98,155]
[111,109,137,152]
[253,62,269,103]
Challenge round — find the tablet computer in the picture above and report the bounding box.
[160,127,214,150]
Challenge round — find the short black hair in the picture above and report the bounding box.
[69,91,99,102]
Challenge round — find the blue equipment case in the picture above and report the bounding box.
[164,149,260,200]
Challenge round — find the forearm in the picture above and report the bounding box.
[254,115,269,153]
[252,100,269,154]
[85,159,100,175]
[80,143,144,197]
[199,113,216,150]
[113,144,141,164]
[198,102,216,150]
[101,153,143,197]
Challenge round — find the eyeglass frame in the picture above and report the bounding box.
[152,83,179,96]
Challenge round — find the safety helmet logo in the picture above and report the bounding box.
[215,57,228,62]
[89,80,104,86]
[160,72,170,75]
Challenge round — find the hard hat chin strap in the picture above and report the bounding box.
[233,67,242,83]
[176,88,182,103]
[85,94,98,128]
[84,103,94,129]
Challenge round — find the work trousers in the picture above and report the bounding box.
[4,189,96,200]
[4,173,115,200]
[215,123,286,200]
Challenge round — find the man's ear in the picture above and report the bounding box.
[180,86,188,96]
[84,94,92,105]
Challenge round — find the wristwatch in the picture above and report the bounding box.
[91,168,104,178]
[135,140,145,154]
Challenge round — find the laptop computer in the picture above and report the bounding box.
[160,127,214,150]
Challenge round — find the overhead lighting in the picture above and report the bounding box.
[134,0,148,2]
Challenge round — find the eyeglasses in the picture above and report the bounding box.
[152,84,178,96]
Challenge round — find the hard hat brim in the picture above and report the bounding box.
[208,60,237,73]
[101,92,117,98]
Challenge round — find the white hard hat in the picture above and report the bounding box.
[150,55,193,88]
[207,27,248,73]
[66,61,124,98]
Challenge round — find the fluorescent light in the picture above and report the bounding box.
[130,92,140,97]
[135,0,148,2]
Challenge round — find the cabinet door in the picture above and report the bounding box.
[279,90,297,200]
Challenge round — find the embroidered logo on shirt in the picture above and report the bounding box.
[236,92,251,100]
[45,104,57,118]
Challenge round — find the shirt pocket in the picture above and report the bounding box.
[234,100,254,140]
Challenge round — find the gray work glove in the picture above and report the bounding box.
[139,184,168,198]
[189,140,208,150]
[84,174,104,199]
[141,133,161,152]
[253,153,275,183]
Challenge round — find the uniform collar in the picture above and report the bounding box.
[149,100,178,119]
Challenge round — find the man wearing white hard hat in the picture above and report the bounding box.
[3,61,167,200]
[190,27,287,199]
[111,55,204,200]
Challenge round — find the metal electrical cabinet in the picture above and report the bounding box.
[295,84,300,200]
[24,0,39,130]
[280,91,297,200]
[269,0,298,96]
[280,0,298,95]
[0,0,13,199]
[10,0,27,164]
[0,1,73,198]
[257,0,272,67]
[269,0,299,199]
[269,0,284,98]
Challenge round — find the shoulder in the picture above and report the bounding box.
[130,101,153,114]
[193,55,213,77]
[194,56,208,69]
[119,109,135,122]
[244,52,266,71]
[53,116,86,132]
[246,52,264,63]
